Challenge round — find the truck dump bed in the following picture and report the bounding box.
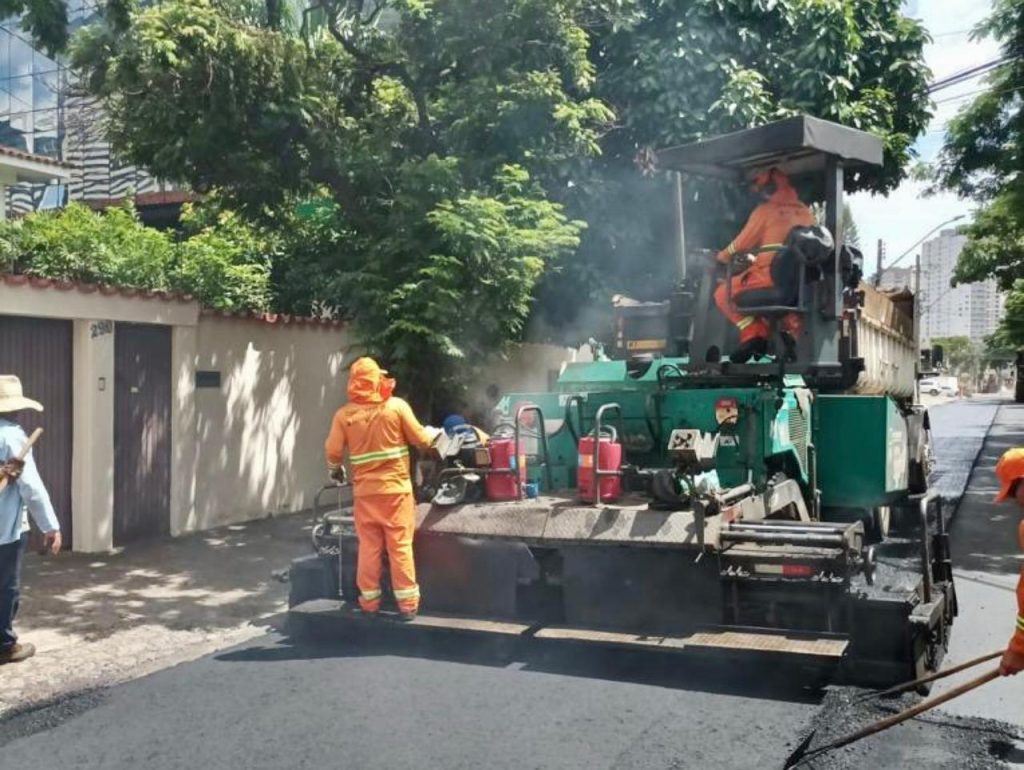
[852,282,916,399]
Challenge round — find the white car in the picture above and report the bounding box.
[920,378,959,397]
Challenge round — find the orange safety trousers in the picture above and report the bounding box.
[355,492,419,614]
[1011,519,1024,656]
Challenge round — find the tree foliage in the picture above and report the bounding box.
[536,0,931,327]
[929,336,982,376]
[70,0,599,410]
[0,201,272,310]
[936,0,1024,344]
[7,0,933,408]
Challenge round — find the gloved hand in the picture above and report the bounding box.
[424,426,444,446]
[328,465,347,485]
[732,252,756,269]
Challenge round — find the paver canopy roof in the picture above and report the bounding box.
[657,115,884,181]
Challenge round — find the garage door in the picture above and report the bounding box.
[114,323,171,545]
[0,315,74,548]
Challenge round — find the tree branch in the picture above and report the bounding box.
[322,1,437,151]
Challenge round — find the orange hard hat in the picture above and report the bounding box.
[994,447,1024,502]
[751,167,788,191]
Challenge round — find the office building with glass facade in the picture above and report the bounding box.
[0,5,177,217]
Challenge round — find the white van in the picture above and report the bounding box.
[919,376,959,397]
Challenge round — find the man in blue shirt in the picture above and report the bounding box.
[0,375,61,665]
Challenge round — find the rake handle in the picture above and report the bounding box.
[818,668,1001,755]
[865,649,1004,701]
[0,427,43,494]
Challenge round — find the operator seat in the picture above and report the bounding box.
[731,225,834,311]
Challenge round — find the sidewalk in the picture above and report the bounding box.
[933,400,1024,727]
[0,513,312,716]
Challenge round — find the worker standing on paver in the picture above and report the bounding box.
[0,375,61,665]
[993,447,1024,675]
[714,167,814,364]
[325,358,439,620]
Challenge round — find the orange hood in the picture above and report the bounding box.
[347,357,396,405]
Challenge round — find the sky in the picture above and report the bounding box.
[848,0,999,274]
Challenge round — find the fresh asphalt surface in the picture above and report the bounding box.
[1,399,1021,770]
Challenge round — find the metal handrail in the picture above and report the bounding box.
[590,402,625,506]
[487,407,554,499]
[516,404,553,496]
[919,494,937,604]
[564,394,586,447]
[644,391,664,449]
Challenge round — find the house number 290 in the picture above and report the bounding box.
[90,321,113,338]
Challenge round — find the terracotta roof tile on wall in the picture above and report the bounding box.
[1,273,345,327]
[2,273,194,304]
[200,308,346,329]
[84,190,199,211]
[0,145,74,170]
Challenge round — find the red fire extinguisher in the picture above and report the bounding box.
[486,434,527,501]
[578,427,622,502]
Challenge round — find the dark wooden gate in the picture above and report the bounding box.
[0,315,74,548]
[114,323,171,545]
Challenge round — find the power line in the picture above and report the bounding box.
[933,80,1024,105]
[928,57,1015,94]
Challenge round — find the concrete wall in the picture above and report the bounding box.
[4,280,590,550]
[183,316,350,531]
[70,318,115,552]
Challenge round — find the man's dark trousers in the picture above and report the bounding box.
[0,533,27,650]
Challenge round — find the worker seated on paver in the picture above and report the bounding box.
[324,357,441,621]
[992,448,1024,676]
[714,167,814,364]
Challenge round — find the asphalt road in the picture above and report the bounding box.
[928,396,999,503]
[0,398,1021,770]
[932,400,1024,728]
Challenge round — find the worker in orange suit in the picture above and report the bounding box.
[324,357,440,621]
[714,168,814,364]
[993,448,1024,675]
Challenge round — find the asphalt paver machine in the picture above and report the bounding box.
[291,116,956,685]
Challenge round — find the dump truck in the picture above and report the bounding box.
[290,116,955,686]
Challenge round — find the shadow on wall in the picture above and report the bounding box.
[191,320,349,530]
[18,515,311,643]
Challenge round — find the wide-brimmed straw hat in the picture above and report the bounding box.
[0,375,43,413]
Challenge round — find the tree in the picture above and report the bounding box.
[929,335,984,389]
[535,0,931,330]
[7,0,934,406]
[842,203,862,251]
[0,201,273,311]
[69,0,601,412]
[811,201,861,251]
[935,0,1024,344]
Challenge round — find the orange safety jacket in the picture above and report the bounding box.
[716,185,814,289]
[325,397,434,496]
[1012,518,1024,656]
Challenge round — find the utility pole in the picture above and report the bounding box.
[914,253,922,358]
[876,239,886,284]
